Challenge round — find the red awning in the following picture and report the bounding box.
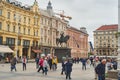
[32,49,42,53]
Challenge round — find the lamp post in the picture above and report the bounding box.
[118,0,120,70]
[15,14,20,58]
[15,24,19,58]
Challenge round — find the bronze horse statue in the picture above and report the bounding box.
[56,33,70,47]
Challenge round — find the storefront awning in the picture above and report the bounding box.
[0,45,14,53]
[32,49,42,53]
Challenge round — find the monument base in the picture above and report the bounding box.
[107,70,118,79]
[54,47,71,63]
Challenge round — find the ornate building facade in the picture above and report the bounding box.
[0,0,41,58]
[66,27,88,58]
[93,24,118,56]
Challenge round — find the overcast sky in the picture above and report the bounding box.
[17,0,118,43]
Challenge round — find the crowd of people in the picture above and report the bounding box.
[8,55,118,80]
[67,56,117,80]
[35,55,73,79]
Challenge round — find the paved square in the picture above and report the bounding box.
[0,62,95,80]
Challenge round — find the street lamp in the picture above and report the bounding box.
[15,14,20,58]
[118,0,120,70]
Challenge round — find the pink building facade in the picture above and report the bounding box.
[66,27,89,58]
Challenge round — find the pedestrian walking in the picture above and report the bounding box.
[87,58,91,68]
[10,56,17,72]
[22,56,27,71]
[95,59,106,80]
[81,58,87,70]
[94,58,100,80]
[61,58,67,75]
[48,57,52,70]
[35,55,39,69]
[37,57,44,73]
[65,59,73,80]
[112,59,117,70]
[43,58,48,75]
[52,56,58,71]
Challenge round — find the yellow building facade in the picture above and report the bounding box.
[0,0,41,58]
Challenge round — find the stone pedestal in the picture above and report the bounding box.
[107,70,118,79]
[54,47,71,62]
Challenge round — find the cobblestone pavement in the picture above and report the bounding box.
[0,62,95,80]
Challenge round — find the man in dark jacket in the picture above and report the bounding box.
[48,57,52,70]
[95,59,106,80]
[81,58,87,70]
[65,59,73,80]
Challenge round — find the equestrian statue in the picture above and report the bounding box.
[56,32,70,47]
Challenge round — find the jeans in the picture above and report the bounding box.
[43,67,48,75]
[11,65,17,71]
[66,72,71,79]
[82,64,86,70]
[98,75,105,80]
[23,63,26,71]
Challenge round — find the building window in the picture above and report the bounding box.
[33,41,35,46]
[7,24,10,31]
[7,12,10,19]
[96,36,98,39]
[24,17,26,23]
[112,44,114,47]
[34,17,35,25]
[34,30,35,36]
[23,28,26,34]
[104,36,106,39]
[41,28,43,34]
[18,26,21,34]
[0,37,3,45]
[0,9,2,16]
[48,30,50,35]
[28,18,30,24]
[6,37,15,45]
[13,14,16,21]
[28,29,30,35]
[36,30,38,36]
[19,15,21,22]
[0,22,2,30]
[41,38,43,43]
[36,41,38,46]
[23,40,30,47]
[13,26,15,32]
[18,39,21,45]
